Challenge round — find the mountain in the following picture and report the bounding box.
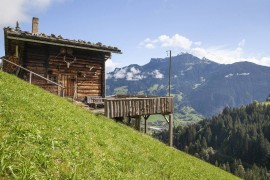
[106,53,270,120]
[0,71,237,179]
[154,102,270,179]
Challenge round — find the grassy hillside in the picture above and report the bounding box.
[0,71,238,179]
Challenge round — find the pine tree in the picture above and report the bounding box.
[235,164,245,178]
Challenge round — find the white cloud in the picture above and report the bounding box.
[194,41,202,46]
[105,59,118,72]
[126,67,145,81]
[190,43,270,67]
[225,73,250,78]
[139,34,192,50]
[126,73,145,81]
[225,73,234,78]
[130,67,140,74]
[159,34,192,49]
[237,73,250,76]
[139,38,157,49]
[145,43,155,49]
[191,46,243,64]
[190,47,208,59]
[189,39,247,65]
[111,66,145,81]
[114,68,127,79]
[126,72,133,80]
[255,57,270,66]
[149,70,164,79]
[0,0,64,27]
[106,73,112,79]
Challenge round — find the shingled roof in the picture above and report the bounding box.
[4,18,122,54]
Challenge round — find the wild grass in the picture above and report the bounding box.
[0,71,238,179]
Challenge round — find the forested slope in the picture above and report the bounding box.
[155,102,270,179]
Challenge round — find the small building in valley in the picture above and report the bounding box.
[3,17,121,99]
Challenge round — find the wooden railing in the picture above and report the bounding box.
[1,57,66,96]
[104,96,174,118]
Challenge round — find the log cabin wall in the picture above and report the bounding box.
[18,43,107,99]
[22,43,52,93]
[47,47,106,99]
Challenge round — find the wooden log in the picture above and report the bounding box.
[78,83,102,87]
[77,89,101,94]
[78,86,101,90]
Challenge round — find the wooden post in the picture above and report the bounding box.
[135,116,141,131]
[15,45,19,57]
[57,75,60,96]
[144,118,147,133]
[143,115,150,134]
[29,72,32,84]
[73,83,77,101]
[168,113,173,147]
[57,85,60,96]
[104,99,108,117]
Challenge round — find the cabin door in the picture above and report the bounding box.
[62,75,76,97]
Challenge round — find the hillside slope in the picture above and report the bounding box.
[0,71,237,179]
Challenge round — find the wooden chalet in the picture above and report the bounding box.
[3,17,121,99]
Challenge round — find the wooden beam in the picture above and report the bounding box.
[163,115,169,124]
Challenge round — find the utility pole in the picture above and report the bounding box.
[168,50,172,96]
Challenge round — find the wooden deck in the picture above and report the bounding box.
[104,96,173,118]
[86,95,174,146]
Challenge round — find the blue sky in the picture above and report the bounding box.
[0,0,270,71]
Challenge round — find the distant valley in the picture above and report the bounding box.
[106,53,270,123]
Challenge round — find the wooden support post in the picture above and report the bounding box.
[29,72,32,84]
[73,83,77,101]
[143,115,150,134]
[144,118,147,133]
[57,85,60,96]
[135,116,141,132]
[57,75,60,96]
[15,67,20,76]
[169,113,173,147]
[15,45,19,57]
[128,116,131,125]
[62,88,65,97]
